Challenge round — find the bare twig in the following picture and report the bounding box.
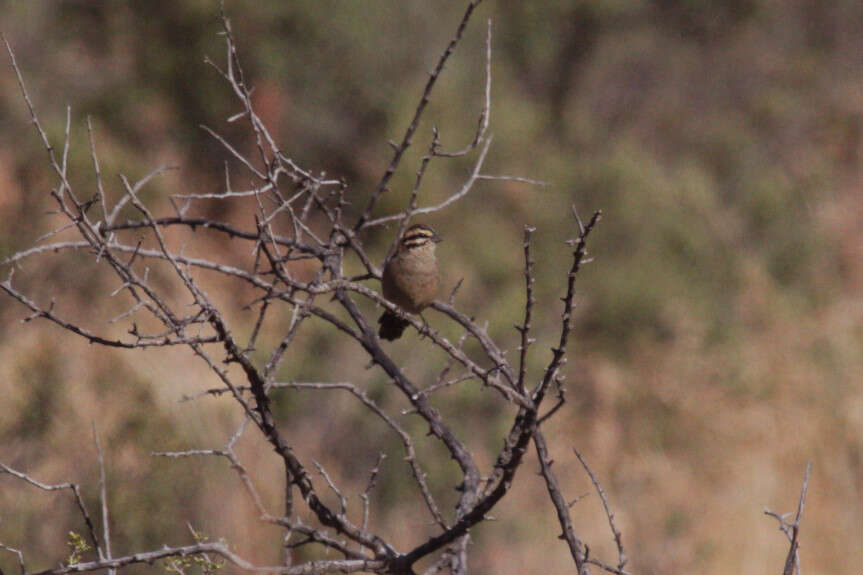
[313,460,349,520]
[435,18,492,158]
[533,209,601,404]
[91,425,115,575]
[355,0,486,231]
[516,226,537,394]
[574,448,627,573]
[362,135,493,229]
[0,543,26,575]
[534,433,587,573]
[28,541,384,575]
[0,463,104,561]
[360,453,386,535]
[765,462,812,575]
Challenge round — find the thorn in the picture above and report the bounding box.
[571,204,585,235]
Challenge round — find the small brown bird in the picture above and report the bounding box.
[378,223,442,341]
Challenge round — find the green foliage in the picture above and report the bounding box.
[163,528,226,575]
[66,531,90,566]
[164,552,226,575]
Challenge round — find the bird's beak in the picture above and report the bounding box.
[432,232,443,243]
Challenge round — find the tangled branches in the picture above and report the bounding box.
[0,3,623,575]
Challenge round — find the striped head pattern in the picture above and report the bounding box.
[399,224,442,251]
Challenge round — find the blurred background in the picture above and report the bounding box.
[2,0,863,573]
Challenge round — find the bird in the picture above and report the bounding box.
[378,223,442,341]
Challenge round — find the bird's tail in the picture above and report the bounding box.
[378,310,410,341]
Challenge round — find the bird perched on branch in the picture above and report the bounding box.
[378,223,442,341]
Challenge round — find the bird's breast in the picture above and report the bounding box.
[383,252,440,313]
